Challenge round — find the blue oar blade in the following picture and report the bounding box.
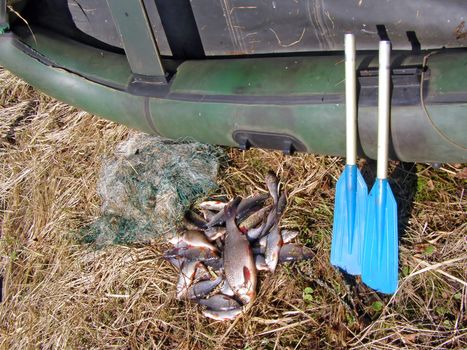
[331,165,368,275]
[362,179,398,294]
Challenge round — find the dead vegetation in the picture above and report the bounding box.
[0,68,466,349]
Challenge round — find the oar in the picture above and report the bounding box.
[330,33,368,275]
[361,41,398,294]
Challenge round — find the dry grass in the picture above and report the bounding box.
[0,68,466,349]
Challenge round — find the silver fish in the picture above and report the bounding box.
[258,206,277,238]
[246,220,265,242]
[182,218,202,231]
[220,280,235,297]
[166,257,185,270]
[205,207,226,227]
[265,223,283,273]
[198,200,227,211]
[265,170,279,205]
[196,294,241,310]
[278,244,314,263]
[201,209,217,222]
[184,210,208,229]
[258,235,267,248]
[236,193,269,221]
[176,260,200,300]
[207,194,269,227]
[223,198,257,304]
[252,245,265,255]
[214,237,224,251]
[163,246,219,262]
[253,230,288,253]
[180,230,218,252]
[204,258,224,271]
[276,190,288,218]
[281,229,299,244]
[204,226,226,241]
[187,276,222,299]
[254,255,269,271]
[238,205,272,233]
[202,307,243,321]
[259,189,287,239]
[194,263,211,281]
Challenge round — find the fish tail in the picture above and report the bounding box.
[224,196,241,219]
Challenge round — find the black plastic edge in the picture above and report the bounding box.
[233,130,308,154]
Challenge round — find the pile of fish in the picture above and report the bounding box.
[163,171,314,321]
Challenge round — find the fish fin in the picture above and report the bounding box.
[243,266,251,285]
[277,190,288,215]
[224,196,241,219]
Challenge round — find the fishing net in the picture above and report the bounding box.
[81,133,225,247]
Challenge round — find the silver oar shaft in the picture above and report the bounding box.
[345,33,357,165]
[377,41,391,179]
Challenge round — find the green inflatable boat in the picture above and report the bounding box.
[1,0,466,162]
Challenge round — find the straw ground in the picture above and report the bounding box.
[0,68,466,349]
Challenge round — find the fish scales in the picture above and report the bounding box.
[187,276,222,299]
[265,171,279,205]
[223,198,257,304]
[265,223,283,272]
[202,307,243,321]
[196,294,241,310]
